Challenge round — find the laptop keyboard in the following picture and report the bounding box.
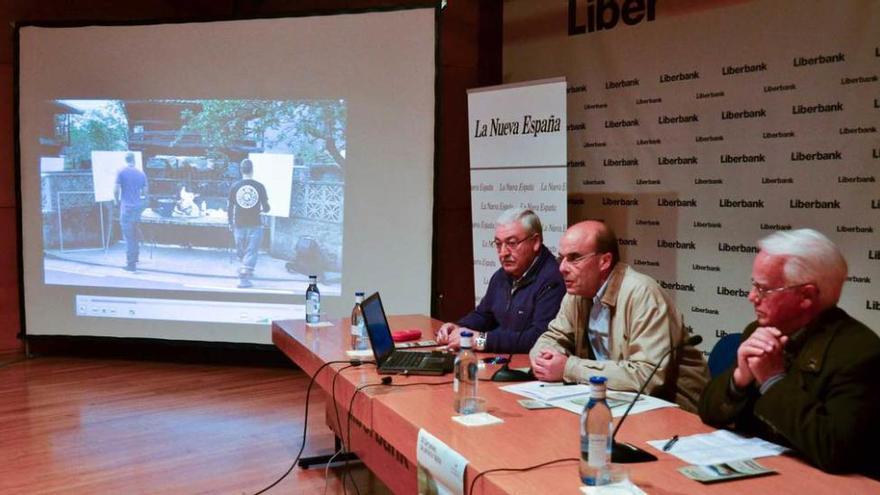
[385,351,424,368]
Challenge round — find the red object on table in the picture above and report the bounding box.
[391,329,422,342]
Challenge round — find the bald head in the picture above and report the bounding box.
[562,221,619,265]
[557,221,619,297]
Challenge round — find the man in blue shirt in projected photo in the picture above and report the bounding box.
[436,208,566,354]
[227,158,270,289]
[114,152,148,273]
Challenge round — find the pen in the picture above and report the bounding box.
[663,435,679,452]
[539,382,577,387]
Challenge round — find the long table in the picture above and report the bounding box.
[273,315,879,494]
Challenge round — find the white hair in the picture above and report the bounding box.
[496,208,543,238]
[757,228,847,309]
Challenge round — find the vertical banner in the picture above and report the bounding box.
[504,0,880,350]
[467,78,568,302]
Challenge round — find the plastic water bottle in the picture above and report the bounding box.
[350,291,368,350]
[453,331,480,414]
[305,275,320,324]
[580,376,612,486]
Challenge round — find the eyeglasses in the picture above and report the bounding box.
[490,234,536,251]
[556,251,600,266]
[749,279,810,299]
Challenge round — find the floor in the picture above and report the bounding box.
[0,355,391,494]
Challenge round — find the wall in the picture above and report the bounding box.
[0,63,19,351]
[504,0,880,351]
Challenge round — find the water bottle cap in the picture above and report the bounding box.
[309,275,317,280]
[460,330,473,338]
[589,376,607,399]
[355,291,364,296]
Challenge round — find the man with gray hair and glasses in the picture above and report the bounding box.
[529,220,708,412]
[436,208,565,354]
[699,229,880,476]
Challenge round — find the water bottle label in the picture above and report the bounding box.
[453,377,459,393]
[307,295,319,313]
[587,434,609,468]
[467,362,479,380]
[351,325,363,337]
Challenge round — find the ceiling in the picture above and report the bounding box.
[0,0,417,65]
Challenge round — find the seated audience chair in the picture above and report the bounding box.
[707,333,742,378]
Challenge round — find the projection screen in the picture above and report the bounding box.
[17,6,437,344]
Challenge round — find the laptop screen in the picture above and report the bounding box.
[361,292,395,365]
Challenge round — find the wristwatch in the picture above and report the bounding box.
[474,332,487,351]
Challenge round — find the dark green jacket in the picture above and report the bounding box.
[698,307,880,477]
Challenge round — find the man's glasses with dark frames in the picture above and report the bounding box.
[490,234,536,252]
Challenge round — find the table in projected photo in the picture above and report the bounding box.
[139,208,234,252]
[272,316,880,495]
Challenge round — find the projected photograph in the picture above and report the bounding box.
[38,99,345,295]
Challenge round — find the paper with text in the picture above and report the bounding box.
[501,382,677,417]
[417,429,468,495]
[647,430,789,465]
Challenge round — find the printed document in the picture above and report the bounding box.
[647,430,789,465]
[500,381,677,417]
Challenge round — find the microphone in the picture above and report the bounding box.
[609,334,702,463]
[490,356,533,382]
[489,329,530,382]
[492,281,560,382]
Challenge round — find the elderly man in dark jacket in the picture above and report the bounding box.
[436,208,565,354]
[699,229,880,477]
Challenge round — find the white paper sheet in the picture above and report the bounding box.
[501,382,678,417]
[305,321,333,328]
[344,349,373,359]
[552,391,677,418]
[417,429,468,495]
[451,412,504,427]
[580,478,648,495]
[500,380,591,401]
[646,430,789,465]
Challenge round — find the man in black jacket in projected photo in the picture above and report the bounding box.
[227,158,270,289]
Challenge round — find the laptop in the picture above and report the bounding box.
[361,292,454,375]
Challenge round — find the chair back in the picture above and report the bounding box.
[708,333,742,377]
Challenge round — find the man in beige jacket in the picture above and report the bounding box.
[529,221,708,412]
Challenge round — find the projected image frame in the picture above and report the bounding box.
[39,98,346,295]
[15,5,437,344]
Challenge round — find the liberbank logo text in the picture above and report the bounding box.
[568,0,657,35]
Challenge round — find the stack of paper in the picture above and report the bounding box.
[499,381,678,417]
[647,430,789,465]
